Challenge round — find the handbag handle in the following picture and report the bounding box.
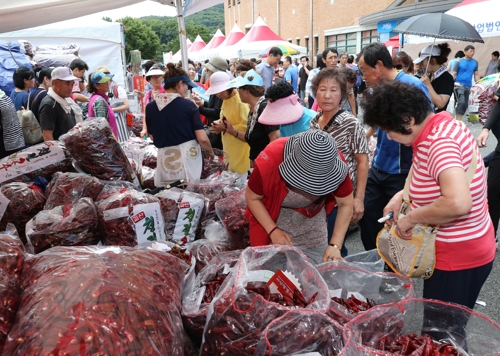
[403,147,478,201]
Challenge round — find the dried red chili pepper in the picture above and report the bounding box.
[0,182,46,243]
[4,246,188,355]
[143,145,158,169]
[96,188,162,246]
[187,238,235,274]
[60,118,138,183]
[44,172,104,210]
[186,180,229,222]
[26,198,100,254]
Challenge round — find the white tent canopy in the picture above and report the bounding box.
[0,18,127,87]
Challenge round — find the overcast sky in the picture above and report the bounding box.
[78,1,177,22]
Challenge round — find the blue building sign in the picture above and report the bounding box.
[377,18,407,33]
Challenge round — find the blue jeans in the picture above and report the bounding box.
[326,206,348,257]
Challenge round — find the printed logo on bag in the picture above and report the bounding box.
[131,211,146,224]
[163,148,182,171]
[179,202,190,209]
[188,146,199,159]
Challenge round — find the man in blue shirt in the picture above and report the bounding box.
[283,56,298,93]
[452,45,479,121]
[256,47,283,90]
[357,42,431,251]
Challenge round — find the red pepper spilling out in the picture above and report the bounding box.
[4,246,188,355]
[60,118,137,183]
[44,172,104,210]
[0,182,46,243]
[0,228,25,353]
[332,295,377,314]
[26,198,100,253]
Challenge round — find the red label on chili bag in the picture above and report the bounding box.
[131,211,146,223]
[178,202,190,209]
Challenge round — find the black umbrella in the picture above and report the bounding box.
[393,13,484,43]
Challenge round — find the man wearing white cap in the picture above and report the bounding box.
[39,67,82,141]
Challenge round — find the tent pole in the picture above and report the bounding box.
[176,0,189,72]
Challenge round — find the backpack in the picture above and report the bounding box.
[15,91,43,144]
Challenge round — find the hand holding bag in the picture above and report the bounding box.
[377,149,477,279]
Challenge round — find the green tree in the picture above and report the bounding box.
[121,17,161,60]
[102,16,112,22]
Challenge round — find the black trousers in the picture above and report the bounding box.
[359,168,407,251]
[488,150,500,235]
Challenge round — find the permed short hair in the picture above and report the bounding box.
[311,68,347,102]
[361,81,432,135]
[265,81,294,102]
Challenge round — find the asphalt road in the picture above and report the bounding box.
[348,115,500,324]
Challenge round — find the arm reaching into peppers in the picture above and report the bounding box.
[245,187,292,245]
[322,192,354,262]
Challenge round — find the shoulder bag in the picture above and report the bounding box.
[377,148,477,279]
[17,90,43,144]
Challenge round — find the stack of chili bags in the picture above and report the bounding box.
[215,189,249,249]
[3,246,188,355]
[0,141,73,185]
[200,245,334,355]
[0,224,25,353]
[60,118,139,186]
[97,188,166,246]
[182,250,241,346]
[156,188,205,244]
[317,263,414,325]
[344,297,500,355]
[0,180,46,243]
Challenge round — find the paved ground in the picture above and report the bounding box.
[346,116,500,324]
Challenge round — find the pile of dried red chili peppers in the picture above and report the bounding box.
[372,333,461,355]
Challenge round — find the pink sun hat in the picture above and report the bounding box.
[258,94,304,125]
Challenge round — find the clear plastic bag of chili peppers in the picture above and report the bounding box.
[343,297,500,355]
[4,246,188,355]
[182,250,241,346]
[60,117,140,186]
[201,148,228,179]
[44,172,104,210]
[185,220,237,274]
[96,180,137,201]
[141,166,156,190]
[316,263,414,325]
[0,141,74,185]
[254,309,345,356]
[186,178,231,223]
[143,144,158,169]
[468,74,499,124]
[96,188,166,246]
[344,249,385,273]
[0,224,25,353]
[200,245,330,356]
[131,113,144,137]
[156,188,205,243]
[26,198,100,254]
[215,189,250,249]
[0,181,46,243]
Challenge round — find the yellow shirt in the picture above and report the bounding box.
[220,93,250,174]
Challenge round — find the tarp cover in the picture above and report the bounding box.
[0,41,33,96]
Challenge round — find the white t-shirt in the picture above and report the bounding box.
[110,83,127,107]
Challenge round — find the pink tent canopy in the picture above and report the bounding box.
[237,16,284,44]
[204,28,225,49]
[218,23,245,48]
[189,34,207,53]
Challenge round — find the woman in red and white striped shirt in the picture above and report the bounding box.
[361,81,495,310]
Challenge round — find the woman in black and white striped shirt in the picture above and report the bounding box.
[0,90,24,159]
